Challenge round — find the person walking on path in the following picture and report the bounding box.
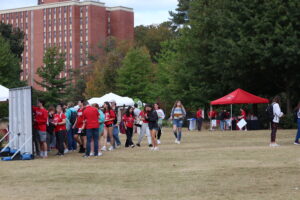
[170,101,186,144]
[145,104,159,151]
[154,103,165,144]
[53,105,67,156]
[123,106,135,148]
[136,107,152,147]
[270,96,284,147]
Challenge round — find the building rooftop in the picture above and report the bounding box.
[0,0,133,14]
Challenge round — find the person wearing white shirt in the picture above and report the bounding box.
[154,103,165,144]
[270,96,284,147]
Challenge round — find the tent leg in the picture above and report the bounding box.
[210,105,212,131]
[231,104,233,131]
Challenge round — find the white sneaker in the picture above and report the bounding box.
[101,146,107,151]
[64,149,69,154]
[150,147,155,151]
[154,147,159,151]
[108,146,114,151]
[97,152,103,156]
[175,139,178,144]
[270,143,280,147]
[90,152,94,156]
[157,140,161,144]
[177,141,181,144]
[294,142,300,145]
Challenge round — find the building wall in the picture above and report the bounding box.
[0,1,134,89]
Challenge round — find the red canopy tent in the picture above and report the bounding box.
[211,88,269,105]
[210,88,269,130]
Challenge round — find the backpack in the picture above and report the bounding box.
[266,104,274,122]
[69,110,77,125]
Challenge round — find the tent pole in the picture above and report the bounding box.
[210,105,212,131]
[231,104,233,131]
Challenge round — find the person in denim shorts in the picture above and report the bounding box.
[170,101,186,144]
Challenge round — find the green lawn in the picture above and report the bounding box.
[0,128,299,200]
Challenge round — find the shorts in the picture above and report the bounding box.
[105,124,113,128]
[173,119,183,128]
[75,128,86,136]
[38,131,47,142]
[148,123,159,131]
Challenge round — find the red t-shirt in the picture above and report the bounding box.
[196,110,203,118]
[241,110,246,119]
[83,106,99,129]
[104,110,116,126]
[139,111,149,123]
[122,114,134,128]
[76,107,84,129]
[208,111,217,119]
[33,106,48,132]
[53,113,66,132]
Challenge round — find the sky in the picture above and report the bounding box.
[0,0,178,26]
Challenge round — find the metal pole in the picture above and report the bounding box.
[210,105,212,131]
[231,104,233,131]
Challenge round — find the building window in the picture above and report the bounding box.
[54,19,56,25]
[69,17,72,24]
[86,17,88,24]
[54,31,56,37]
[64,7,67,13]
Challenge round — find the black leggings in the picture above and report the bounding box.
[157,128,162,140]
[271,122,278,142]
[125,127,134,147]
[56,131,66,154]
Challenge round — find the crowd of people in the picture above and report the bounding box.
[31,96,300,158]
[32,99,187,158]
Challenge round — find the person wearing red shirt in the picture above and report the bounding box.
[53,105,67,156]
[123,106,135,148]
[196,108,203,131]
[83,103,100,157]
[136,108,152,147]
[73,100,86,153]
[208,110,217,131]
[103,102,116,151]
[238,108,247,131]
[33,100,48,158]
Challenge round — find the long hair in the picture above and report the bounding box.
[103,101,111,112]
[126,106,133,117]
[172,100,185,111]
[92,103,99,109]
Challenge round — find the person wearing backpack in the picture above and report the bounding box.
[293,102,300,145]
[65,102,77,151]
[269,96,284,147]
[170,100,186,144]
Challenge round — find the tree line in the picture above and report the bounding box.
[1,0,300,118]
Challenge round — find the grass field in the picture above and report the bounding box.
[1,128,300,200]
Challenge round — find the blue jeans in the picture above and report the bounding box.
[86,128,99,156]
[67,128,77,150]
[295,119,300,143]
[113,125,121,146]
[173,119,183,128]
[220,120,225,131]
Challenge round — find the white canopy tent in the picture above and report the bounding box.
[88,93,134,107]
[0,85,9,102]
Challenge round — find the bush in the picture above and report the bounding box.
[280,113,297,129]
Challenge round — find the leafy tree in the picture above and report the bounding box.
[169,0,191,30]
[116,47,155,103]
[0,22,24,59]
[0,36,23,88]
[63,69,86,102]
[35,47,68,105]
[85,38,132,98]
[158,0,300,112]
[134,22,174,62]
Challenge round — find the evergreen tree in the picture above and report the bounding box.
[35,47,67,105]
[116,47,155,103]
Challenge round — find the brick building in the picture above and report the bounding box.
[0,0,134,88]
